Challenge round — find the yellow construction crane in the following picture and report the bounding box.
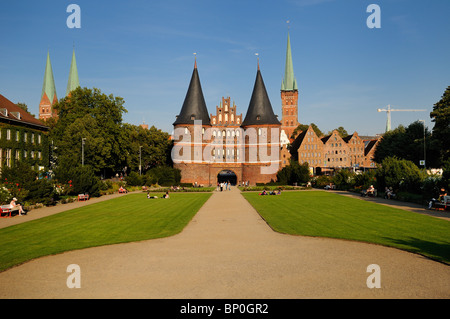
[377,104,427,132]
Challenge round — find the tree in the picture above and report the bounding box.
[291,123,323,139]
[276,160,310,185]
[51,87,128,178]
[430,86,450,162]
[121,124,173,174]
[328,126,348,138]
[375,157,424,194]
[373,121,440,168]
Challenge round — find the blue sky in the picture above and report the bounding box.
[1,0,449,136]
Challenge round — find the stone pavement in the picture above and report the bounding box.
[0,187,448,298]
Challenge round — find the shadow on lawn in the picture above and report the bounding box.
[383,236,450,265]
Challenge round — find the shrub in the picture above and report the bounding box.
[332,169,355,190]
[125,171,143,186]
[66,166,101,197]
[354,170,377,190]
[144,166,181,186]
[313,175,333,188]
[376,157,424,194]
[27,179,59,206]
[276,161,310,185]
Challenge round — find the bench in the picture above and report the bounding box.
[77,194,90,201]
[0,206,12,218]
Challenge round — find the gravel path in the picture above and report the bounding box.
[0,188,448,299]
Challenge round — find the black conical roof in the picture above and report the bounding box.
[173,64,210,126]
[242,69,280,127]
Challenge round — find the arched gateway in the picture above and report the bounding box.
[217,170,237,186]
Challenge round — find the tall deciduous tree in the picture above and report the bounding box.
[50,87,128,178]
[373,121,440,168]
[430,86,450,162]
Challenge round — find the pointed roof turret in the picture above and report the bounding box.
[281,32,298,91]
[41,51,57,104]
[66,48,80,96]
[242,63,281,127]
[173,59,210,126]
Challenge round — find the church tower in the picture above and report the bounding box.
[66,48,80,96]
[280,31,299,141]
[39,51,58,120]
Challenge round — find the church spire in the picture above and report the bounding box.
[281,32,298,91]
[39,50,58,120]
[66,48,80,96]
[41,50,57,106]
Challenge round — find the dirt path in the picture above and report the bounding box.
[0,188,448,299]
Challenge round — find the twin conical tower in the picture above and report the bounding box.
[39,48,80,120]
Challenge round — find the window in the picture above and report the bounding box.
[24,132,27,143]
[184,127,189,135]
[5,149,11,167]
[31,133,35,144]
[6,129,11,140]
[15,131,19,142]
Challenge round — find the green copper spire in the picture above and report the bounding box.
[66,48,80,96]
[281,32,298,91]
[41,51,57,104]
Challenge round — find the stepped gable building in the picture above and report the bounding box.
[290,125,380,173]
[0,94,49,171]
[172,59,281,186]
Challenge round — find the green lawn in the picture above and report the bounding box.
[0,192,211,272]
[242,190,450,264]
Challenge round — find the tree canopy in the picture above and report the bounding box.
[291,123,323,139]
[50,87,172,179]
[373,121,440,168]
[430,86,450,162]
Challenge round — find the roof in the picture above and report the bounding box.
[173,62,210,126]
[66,49,80,96]
[0,94,49,130]
[241,68,281,127]
[364,139,379,156]
[281,32,298,91]
[289,129,307,160]
[41,51,57,104]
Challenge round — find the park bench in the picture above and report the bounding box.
[0,205,12,218]
[77,194,90,201]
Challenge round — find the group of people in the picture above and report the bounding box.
[384,187,396,199]
[428,188,448,210]
[217,181,232,192]
[147,191,170,199]
[259,189,281,196]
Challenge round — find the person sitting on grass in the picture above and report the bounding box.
[162,191,170,199]
[10,198,25,216]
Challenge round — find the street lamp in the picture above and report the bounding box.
[139,145,143,175]
[418,120,426,170]
[82,138,86,166]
